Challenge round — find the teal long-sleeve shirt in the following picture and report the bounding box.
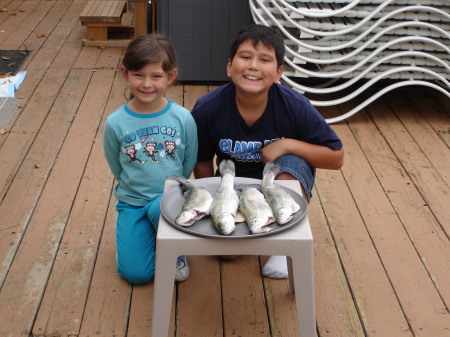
[103,99,198,206]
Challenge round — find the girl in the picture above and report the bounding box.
[103,34,198,284]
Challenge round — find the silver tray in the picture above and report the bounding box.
[160,177,308,239]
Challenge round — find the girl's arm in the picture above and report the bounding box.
[103,122,123,181]
[261,138,344,170]
[182,116,199,178]
[194,160,214,178]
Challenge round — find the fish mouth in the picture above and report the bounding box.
[275,208,294,224]
[215,214,236,235]
[276,215,293,225]
[219,225,235,235]
[176,210,207,226]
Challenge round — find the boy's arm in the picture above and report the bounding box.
[194,160,214,178]
[262,138,344,170]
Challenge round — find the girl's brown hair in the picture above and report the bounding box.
[122,33,177,73]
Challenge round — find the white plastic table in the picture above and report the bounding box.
[152,178,317,337]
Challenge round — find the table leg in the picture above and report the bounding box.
[151,245,177,337]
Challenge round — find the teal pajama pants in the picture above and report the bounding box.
[115,194,163,285]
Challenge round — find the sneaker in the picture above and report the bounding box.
[175,256,189,282]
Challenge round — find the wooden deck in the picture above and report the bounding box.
[0,1,449,336]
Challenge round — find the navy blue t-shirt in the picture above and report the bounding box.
[191,82,342,179]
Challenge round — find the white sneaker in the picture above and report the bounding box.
[175,256,189,282]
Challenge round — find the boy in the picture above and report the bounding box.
[191,24,344,278]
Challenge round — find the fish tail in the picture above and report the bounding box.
[167,175,186,184]
[219,159,235,177]
[262,162,280,186]
[167,175,193,192]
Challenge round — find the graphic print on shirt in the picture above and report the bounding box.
[164,141,177,161]
[121,124,181,165]
[219,138,282,162]
[125,144,144,165]
[143,141,163,163]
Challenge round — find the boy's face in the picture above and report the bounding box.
[227,40,282,96]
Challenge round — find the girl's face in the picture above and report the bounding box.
[120,61,177,114]
[227,40,282,97]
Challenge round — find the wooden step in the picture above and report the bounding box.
[80,1,126,24]
[80,0,128,45]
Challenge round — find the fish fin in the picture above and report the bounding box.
[234,211,246,223]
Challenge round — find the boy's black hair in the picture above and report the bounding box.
[229,24,285,68]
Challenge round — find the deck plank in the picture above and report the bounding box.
[78,195,132,337]
[387,90,450,186]
[0,67,91,286]
[366,93,450,237]
[18,0,80,70]
[0,0,40,46]
[341,116,448,337]
[31,67,119,336]
[311,103,418,337]
[308,192,365,337]
[403,88,450,153]
[221,255,270,336]
[316,167,414,337]
[0,0,55,50]
[262,262,302,336]
[177,256,223,336]
[346,98,450,307]
[0,1,86,201]
[0,0,24,22]
[31,47,123,336]
[0,67,95,336]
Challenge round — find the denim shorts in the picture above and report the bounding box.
[274,154,316,201]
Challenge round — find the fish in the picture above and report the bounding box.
[210,159,240,235]
[167,176,214,226]
[260,162,300,225]
[239,186,275,234]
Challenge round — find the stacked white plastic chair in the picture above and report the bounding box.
[250,0,450,123]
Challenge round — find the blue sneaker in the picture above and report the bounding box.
[175,256,189,282]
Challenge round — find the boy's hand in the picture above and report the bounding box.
[262,138,344,170]
[261,139,291,163]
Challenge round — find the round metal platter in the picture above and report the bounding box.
[160,177,308,239]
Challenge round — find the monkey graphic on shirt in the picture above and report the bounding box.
[124,145,144,165]
[164,141,177,161]
[143,142,162,163]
